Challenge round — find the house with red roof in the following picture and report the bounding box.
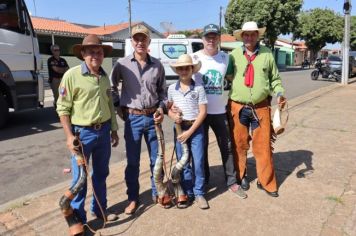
[31,16,163,56]
[29,16,163,76]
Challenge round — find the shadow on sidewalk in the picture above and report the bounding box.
[84,189,155,235]
[245,150,314,188]
[205,165,231,201]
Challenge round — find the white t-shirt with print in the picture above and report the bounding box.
[191,50,229,114]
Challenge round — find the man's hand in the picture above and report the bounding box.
[66,135,79,155]
[111,131,119,147]
[153,107,164,123]
[277,96,286,109]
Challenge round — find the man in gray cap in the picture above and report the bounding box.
[191,24,247,199]
[110,24,167,214]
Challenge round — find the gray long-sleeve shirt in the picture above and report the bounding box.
[110,53,167,110]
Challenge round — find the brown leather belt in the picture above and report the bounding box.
[231,98,270,109]
[91,123,104,130]
[76,120,108,130]
[124,107,157,115]
[181,120,195,126]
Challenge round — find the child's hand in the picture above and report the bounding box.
[177,130,192,143]
[171,103,182,114]
[174,111,183,124]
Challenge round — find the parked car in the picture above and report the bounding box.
[349,51,356,76]
[317,54,356,78]
[325,55,342,75]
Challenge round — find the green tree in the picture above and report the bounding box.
[176,30,202,38]
[294,8,343,60]
[351,16,356,51]
[225,0,302,49]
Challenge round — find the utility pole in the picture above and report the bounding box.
[219,6,223,48]
[128,0,132,38]
[341,0,351,85]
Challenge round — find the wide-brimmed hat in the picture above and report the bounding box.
[131,24,150,38]
[170,54,201,74]
[233,21,266,41]
[72,34,113,60]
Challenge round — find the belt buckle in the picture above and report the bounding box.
[93,123,102,130]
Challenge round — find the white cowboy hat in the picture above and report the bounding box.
[170,54,202,74]
[233,21,266,41]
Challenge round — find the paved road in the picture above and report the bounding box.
[0,69,336,205]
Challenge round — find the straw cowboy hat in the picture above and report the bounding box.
[72,34,113,60]
[170,54,201,74]
[233,21,266,41]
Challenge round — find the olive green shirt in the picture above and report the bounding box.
[56,63,118,131]
[228,45,284,104]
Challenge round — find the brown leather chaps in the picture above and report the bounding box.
[228,100,277,192]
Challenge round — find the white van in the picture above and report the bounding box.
[125,35,203,86]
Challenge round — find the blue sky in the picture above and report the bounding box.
[24,0,354,31]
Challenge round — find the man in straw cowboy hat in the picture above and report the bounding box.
[57,34,119,223]
[227,21,286,197]
[191,23,247,199]
[110,24,166,214]
[167,54,208,209]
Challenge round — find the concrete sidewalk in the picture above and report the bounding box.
[1,83,356,236]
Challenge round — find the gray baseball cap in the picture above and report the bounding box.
[203,24,220,36]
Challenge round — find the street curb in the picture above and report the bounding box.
[0,82,345,213]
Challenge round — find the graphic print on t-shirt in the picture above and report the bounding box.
[202,69,223,95]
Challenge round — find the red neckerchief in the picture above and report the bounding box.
[243,52,257,87]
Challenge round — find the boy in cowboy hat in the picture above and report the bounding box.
[227,21,286,197]
[167,54,209,209]
[57,34,119,223]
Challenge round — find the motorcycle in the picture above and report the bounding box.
[310,59,340,82]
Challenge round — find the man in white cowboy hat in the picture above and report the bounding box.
[191,23,247,199]
[57,34,119,223]
[110,24,167,214]
[227,21,286,197]
[167,53,208,209]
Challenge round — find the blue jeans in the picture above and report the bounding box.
[124,114,158,201]
[70,121,111,223]
[175,123,205,197]
[239,106,260,131]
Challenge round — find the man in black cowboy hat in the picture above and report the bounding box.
[57,34,119,223]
